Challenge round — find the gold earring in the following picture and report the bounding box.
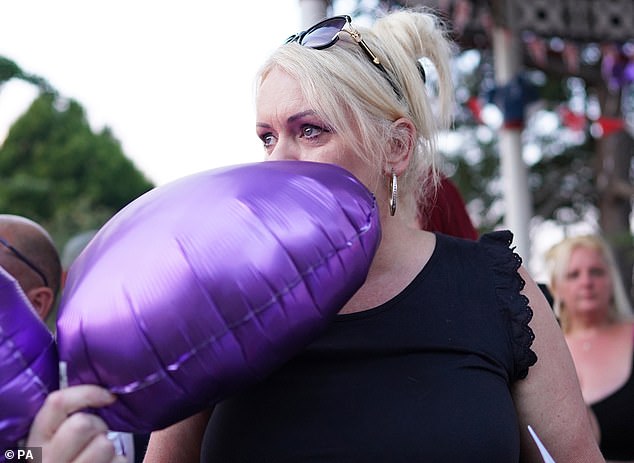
[389,171,397,216]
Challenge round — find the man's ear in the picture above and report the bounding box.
[25,286,55,321]
[386,117,416,176]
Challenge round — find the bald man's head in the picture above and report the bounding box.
[0,214,61,320]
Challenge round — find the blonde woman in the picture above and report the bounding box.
[546,234,634,462]
[145,9,603,462]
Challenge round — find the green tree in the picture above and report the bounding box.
[0,56,54,92]
[0,91,154,245]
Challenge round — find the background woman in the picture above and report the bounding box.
[546,234,634,462]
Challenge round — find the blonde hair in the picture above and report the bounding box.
[255,9,456,215]
[544,234,633,332]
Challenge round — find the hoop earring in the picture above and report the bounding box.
[389,172,397,216]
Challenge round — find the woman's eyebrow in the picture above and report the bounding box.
[256,110,318,130]
[288,110,317,124]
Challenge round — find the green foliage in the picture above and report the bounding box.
[0,92,154,246]
[1,56,55,91]
[441,126,503,234]
[0,56,22,82]
[530,140,597,221]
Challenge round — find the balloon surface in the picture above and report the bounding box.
[57,161,380,432]
[0,266,58,450]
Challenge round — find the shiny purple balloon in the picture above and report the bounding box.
[0,266,58,450]
[57,161,380,433]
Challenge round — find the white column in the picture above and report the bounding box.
[492,25,533,262]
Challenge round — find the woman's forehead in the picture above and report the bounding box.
[257,70,308,117]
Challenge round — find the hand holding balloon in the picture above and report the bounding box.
[57,161,380,433]
[25,385,127,463]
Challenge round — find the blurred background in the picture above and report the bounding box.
[1,0,632,295]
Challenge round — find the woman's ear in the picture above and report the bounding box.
[386,117,416,176]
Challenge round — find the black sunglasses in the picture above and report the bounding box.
[0,237,48,287]
[286,15,404,99]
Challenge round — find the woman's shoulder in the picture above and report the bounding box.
[432,230,536,379]
[434,229,514,249]
[434,230,519,268]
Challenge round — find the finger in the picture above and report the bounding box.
[28,385,115,444]
[71,433,116,463]
[43,412,110,462]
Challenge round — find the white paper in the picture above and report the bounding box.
[528,425,556,463]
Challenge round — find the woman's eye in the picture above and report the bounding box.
[590,267,606,277]
[301,124,326,139]
[260,133,276,148]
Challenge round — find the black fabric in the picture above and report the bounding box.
[591,353,634,461]
[201,231,536,463]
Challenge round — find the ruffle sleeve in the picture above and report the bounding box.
[480,230,537,380]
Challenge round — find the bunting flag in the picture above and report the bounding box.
[601,44,634,92]
[591,117,626,138]
[434,1,634,92]
[463,99,626,140]
[487,74,540,129]
[431,0,634,134]
[523,33,548,68]
[554,106,625,138]
[559,107,587,132]
[466,96,483,124]
[562,42,580,74]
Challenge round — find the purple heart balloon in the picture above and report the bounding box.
[57,161,380,433]
[0,266,59,450]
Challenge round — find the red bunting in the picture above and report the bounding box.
[466,96,483,124]
[591,117,625,138]
[559,107,587,132]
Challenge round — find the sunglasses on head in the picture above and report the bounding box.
[285,15,405,99]
[0,237,49,287]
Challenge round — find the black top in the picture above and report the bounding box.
[201,231,537,462]
[591,351,634,461]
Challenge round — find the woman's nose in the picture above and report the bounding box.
[579,271,594,287]
[268,137,300,161]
